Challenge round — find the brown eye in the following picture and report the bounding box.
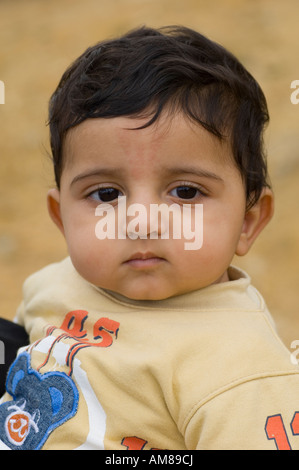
[172,186,199,200]
[90,187,121,202]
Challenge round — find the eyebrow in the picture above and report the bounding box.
[71,168,123,187]
[161,166,224,183]
[70,165,224,187]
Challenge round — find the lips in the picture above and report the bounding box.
[124,252,165,268]
[127,252,160,261]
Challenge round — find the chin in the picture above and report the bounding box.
[120,287,173,301]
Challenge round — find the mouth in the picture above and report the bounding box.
[124,252,166,269]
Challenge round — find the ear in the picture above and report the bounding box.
[235,187,274,256]
[47,188,65,236]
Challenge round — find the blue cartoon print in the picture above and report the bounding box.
[0,310,119,449]
[0,353,79,450]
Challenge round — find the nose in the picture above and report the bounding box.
[117,195,169,240]
[127,198,161,240]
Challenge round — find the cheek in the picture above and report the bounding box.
[64,223,94,256]
[60,212,103,270]
[68,236,117,285]
[61,203,96,245]
[202,205,245,256]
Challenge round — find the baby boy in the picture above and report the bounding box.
[0,26,299,450]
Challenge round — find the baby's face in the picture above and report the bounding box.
[48,113,249,300]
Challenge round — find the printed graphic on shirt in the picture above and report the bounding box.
[0,310,120,450]
[121,436,161,450]
[0,352,78,450]
[265,412,299,450]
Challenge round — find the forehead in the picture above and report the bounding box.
[62,112,235,177]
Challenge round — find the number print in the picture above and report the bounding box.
[265,415,291,450]
[265,412,299,450]
[291,412,299,436]
[121,436,147,450]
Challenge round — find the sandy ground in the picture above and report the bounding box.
[0,0,298,350]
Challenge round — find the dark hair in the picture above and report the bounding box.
[48,25,270,209]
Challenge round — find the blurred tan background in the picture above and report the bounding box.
[0,0,298,349]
